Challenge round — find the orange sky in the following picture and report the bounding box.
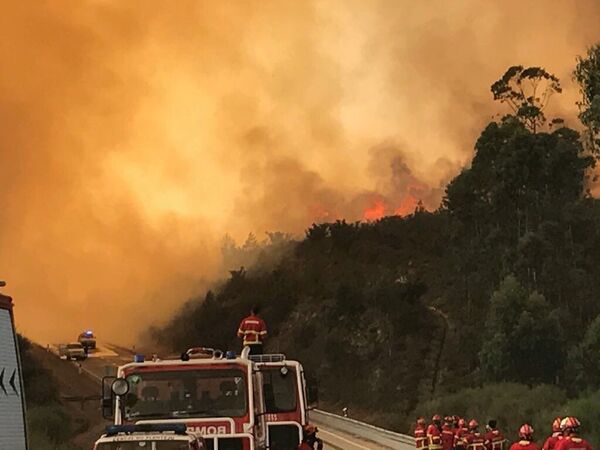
[1,0,599,344]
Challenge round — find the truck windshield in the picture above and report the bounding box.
[67,344,83,349]
[262,367,297,413]
[123,368,248,420]
[96,442,190,449]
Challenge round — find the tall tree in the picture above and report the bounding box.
[491,65,561,133]
[574,44,600,152]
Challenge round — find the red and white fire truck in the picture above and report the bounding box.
[249,354,318,450]
[102,348,268,450]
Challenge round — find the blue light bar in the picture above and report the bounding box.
[134,354,145,363]
[226,350,236,359]
[105,423,187,436]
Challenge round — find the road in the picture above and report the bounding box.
[60,342,406,449]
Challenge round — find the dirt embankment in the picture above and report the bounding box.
[29,345,109,448]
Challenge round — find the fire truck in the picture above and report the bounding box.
[249,354,318,450]
[102,348,268,450]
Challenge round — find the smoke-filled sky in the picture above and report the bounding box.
[1,0,599,344]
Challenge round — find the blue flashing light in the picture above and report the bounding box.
[133,354,145,363]
[85,331,93,337]
[225,350,236,359]
[106,423,187,436]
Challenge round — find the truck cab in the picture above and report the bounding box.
[93,423,206,449]
[103,349,267,450]
[249,354,317,450]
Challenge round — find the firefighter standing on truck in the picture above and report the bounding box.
[415,417,429,450]
[428,415,443,450]
[237,306,268,355]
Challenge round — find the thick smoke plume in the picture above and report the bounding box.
[1,0,599,343]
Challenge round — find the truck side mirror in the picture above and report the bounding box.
[102,376,116,419]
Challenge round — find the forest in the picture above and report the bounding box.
[154,44,600,444]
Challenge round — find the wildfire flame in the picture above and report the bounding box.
[363,198,387,220]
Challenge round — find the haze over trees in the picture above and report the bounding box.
[155,44,600,442]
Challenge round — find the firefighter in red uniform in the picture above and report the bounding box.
[542,418,563,450]
[416,417,429,450]
[298,424,323,450]
[428,415,444,450]
[485,420,506,450]
[237,306,268,355]
[464,420,487,450]
[455,418,469,450]
[442,416,456,450]
[510,424,539,450]
[555,417,593,450]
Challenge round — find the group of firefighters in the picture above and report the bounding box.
[415,415,593,450]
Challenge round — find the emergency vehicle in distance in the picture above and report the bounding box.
[93,423,206,449]
[0,283,28,450]
[102,347,269,450]
[249,353,318,450]
[78,330,97,350]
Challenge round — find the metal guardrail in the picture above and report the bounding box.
[311,409,415,449]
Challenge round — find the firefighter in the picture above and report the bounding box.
[237,306,268,355]
[428,415,444,450]
[416,417,429,450]
[542,418,563,450]
[442,416,456,450]
[485,420,506,450]
[298,424,323,450]
[509,424,539,450]
[555,417,593,450]
[455,418,469,450]
[464,420,487,450]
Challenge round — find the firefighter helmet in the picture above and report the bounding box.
[561,417,581,432]
[432,414,442,423]
[303,424,318,435]
[444,416,454,424]
[417,417,427,426]
[468,419,479,430]
[519,424,534,439]
[552,417,562,433]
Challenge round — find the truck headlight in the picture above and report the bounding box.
[111,378,130,396]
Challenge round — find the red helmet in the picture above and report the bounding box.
[561,417,581,432]
[519,424,534,439]
[444,416,454,424]
[417,417,427,426]
[432,414,442,423]
[468,419,479,430]
[458,418,466,428]
[303,424,318,435]
[552,417,562,433]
